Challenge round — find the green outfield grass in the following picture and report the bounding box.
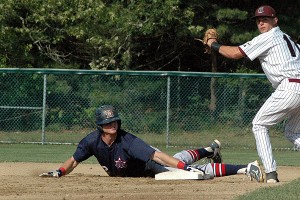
[234,178,300,200]
[0,127,296,150]
[0,143,298,165]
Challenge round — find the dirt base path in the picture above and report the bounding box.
[0,162,299,200]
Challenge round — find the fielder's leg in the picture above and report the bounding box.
[284,108,300,149]
[252,125,276,173]
[252,89,300,182]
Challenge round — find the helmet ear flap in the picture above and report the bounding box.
[97,121,121,133]
[97,125,103,133]
[117,120,121,129]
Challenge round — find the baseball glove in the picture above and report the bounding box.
[195,28,218,54]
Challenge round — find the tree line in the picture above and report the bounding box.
[0,0,299,72]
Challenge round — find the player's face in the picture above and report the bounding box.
[102,121,118,134]
[256,17,278,33]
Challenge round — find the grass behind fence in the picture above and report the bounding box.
[0,126,295,150]
[0,143,298,165]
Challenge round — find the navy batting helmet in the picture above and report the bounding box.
[95,105,121,125]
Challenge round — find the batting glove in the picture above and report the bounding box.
[39,169,62,177]
[184,165,203,172]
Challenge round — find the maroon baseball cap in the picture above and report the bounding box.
[252,5,276,18]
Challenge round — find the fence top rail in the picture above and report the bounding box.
[0,68,266,78]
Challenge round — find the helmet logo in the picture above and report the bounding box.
[257,7,264,14]
[104,110,114,118]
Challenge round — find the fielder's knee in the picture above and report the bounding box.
[252,124,269,134]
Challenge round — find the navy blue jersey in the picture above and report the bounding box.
[73,129,156,177]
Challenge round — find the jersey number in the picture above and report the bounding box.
[283,35,300,57]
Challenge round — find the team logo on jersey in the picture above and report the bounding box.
[115,157,127,169]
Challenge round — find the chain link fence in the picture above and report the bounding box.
[0,69,294,150]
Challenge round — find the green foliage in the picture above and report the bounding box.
[0,0,198,70]
[216,77,272,127]
[1,69,274,136]
[1,0,299,71]
[230,31,257,44]
[1,1,300,138]
[0,73,44,130]
[216,8,248,21]
[45,74,92,129]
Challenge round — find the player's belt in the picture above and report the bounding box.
[288,78,300,83]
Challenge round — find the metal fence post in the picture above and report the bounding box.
[41,74,47,144]
[166,76,170,148]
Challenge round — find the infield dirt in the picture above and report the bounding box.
[0,162,299,200]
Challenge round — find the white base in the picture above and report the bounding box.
[155,169,210,180]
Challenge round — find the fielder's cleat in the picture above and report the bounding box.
[246,160,264,182]
[266,171,279,183]
[207,139,222,163]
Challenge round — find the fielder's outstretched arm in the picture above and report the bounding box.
[207,38,245,59]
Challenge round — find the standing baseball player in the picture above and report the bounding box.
[40,104,262,181]
[206,5,300,183]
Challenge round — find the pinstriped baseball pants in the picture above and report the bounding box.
[252,81,300,173]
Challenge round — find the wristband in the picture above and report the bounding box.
[58,167,66,176]
[211,42,221,52]
[177,161,186,169]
